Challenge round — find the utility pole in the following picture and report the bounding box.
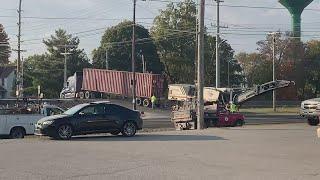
[139,50,146,73]
[105,48,109,70]
[194,0,199,84]
[215,0,222,88]
[197,0,205,130]
[61,48,72,88]
[132,0,137,110]
[16,0,22,99]
[268,32,280,112]
[58,45,74,87]
[21,56,24,94]
[142,53,146,73]
[227,59,230,88]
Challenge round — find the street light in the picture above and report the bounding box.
[227,59,234,88]
[267,32,281,112]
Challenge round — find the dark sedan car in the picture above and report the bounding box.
[34,102,143,140]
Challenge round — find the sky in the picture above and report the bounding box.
[0,0,320,61]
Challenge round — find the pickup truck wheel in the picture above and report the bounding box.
[121,122,137,137]
[56,124,73,140]
[10,127,25,139]
[307,117,319,126]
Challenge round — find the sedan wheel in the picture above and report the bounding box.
[57,125,73,140]
[122,122,137,137]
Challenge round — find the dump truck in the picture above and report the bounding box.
[60,68,164,107]
[169,84,245,130]
[169,80,294,130]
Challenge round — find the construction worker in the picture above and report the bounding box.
[230,102,237,113]
[151,95,157,109]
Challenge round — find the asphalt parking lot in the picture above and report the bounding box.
[0,123,319,180]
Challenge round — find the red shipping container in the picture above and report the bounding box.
[82,68,164,98]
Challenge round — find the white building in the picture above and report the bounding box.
[0,66,16,99]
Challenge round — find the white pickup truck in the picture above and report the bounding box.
[300,98,320,126]
[0,105,64,139]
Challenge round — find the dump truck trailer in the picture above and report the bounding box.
[60,68,164,107]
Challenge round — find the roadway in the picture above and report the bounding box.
[1,123,319,180]
[142,111,306,129]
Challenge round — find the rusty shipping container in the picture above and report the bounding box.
[82,68,164,98]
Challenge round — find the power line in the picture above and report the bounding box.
[206,3,320,12]
[0,15,154,21]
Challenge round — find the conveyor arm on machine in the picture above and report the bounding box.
[234,80,294,104]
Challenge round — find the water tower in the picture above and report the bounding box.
[279,0,314,39]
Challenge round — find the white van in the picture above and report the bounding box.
[0,105,64,139]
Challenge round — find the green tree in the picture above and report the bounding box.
[92,21,163,74]
[24,29,91,98]
[151,0,196,84]
[23,54,63,97]
[236,34,308,100]
[236,52,269,86]
[43,29,91,76]
[151,0,243,86]
[302,40,320,98]
[0,24,11,64]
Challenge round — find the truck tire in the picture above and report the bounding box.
[10,127,25,139]
[136,98,142,106]
[79,92,85,99]
[85,91,91,99]
[234,120,244,127]
[143,99,150,107]
[307,117,319,126]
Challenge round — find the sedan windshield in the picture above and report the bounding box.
[63,104,88,115]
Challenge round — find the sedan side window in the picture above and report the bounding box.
[105,105,123,115]
[79,105,105,116]
[46,108,64,116]
[94,105,105,115]
[79,106,95,115]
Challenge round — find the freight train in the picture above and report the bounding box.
[60,68,164,107]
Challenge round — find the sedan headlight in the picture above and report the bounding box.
[42,120,54,126]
